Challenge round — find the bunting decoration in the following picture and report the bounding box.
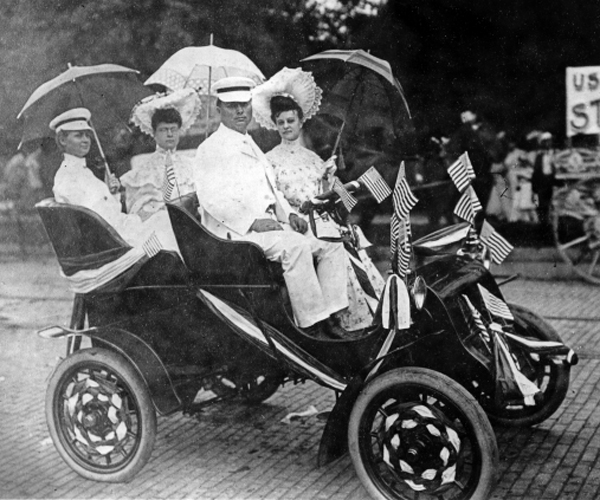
[367,275,411,381]
[490,324,540,406]
[463,294,539,405]
[332,177,358,212]
[478,284,514,321]
[447,152,476,193]
[358,166,392,203]
[380,274,411,330]
[453,186,482,225]
[480,219,514,264]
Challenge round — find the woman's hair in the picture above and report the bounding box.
[151,108,182,131]
[270,95,303,123]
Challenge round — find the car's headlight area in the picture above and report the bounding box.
[411,275,428,310]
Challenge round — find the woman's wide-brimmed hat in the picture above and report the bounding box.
[130,88,202,136]
[252,67,322,130]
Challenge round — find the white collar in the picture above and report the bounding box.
[155,145,176,155]
[218,123,251,142]
[62,153,87,168]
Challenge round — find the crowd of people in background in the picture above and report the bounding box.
[428,110,562,235]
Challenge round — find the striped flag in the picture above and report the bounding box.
[454,186,481,225]
[142,232,162,257]
[390,214,412,278]
[358,166,392,203]
[162,152,178,202]
[478,284,514,321]
[447,152,476,192]
[462,295,490,342]
[480,219,514,264]
[332,177,358,212]
[392,162,419,220]
[395,225,412,279]
[390,163,417,278]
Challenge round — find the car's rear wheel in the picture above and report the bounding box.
[46,348,156,482]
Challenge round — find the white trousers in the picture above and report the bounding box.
[245,225,348,328]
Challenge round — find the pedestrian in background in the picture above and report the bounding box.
[532,132,556,234]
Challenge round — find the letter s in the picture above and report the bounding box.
[570,103,589,132]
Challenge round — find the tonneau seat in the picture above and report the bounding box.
[36,198,183,294]
[167,193,284,287]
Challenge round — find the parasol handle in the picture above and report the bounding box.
[89,121,112,180]
[331,121,346,157]
[71,73,112,182]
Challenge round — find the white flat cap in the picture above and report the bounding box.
[213,76,255,103]
[49,107,93,133]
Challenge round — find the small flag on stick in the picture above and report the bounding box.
[454,186,481,225]
[390,163,417,279]
[480,220,514,264]
[162,152,177,202]
[390,162,417,255]
[332,177,358,212]
[462,295,490,342]
[358,166,392,203]
[448,152,476,192]
[478,284,514,321]
[395,223,412,279]
[142,232,162,257]
[392,162,419,220]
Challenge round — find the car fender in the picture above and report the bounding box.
[39,325,182,415]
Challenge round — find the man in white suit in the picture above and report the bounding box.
[194,77,348,336]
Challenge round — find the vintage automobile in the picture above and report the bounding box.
[35,184,576,500]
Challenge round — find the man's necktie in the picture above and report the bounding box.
[162,152,176,201]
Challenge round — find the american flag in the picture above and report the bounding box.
[447,152,476,193]
[390,163,418,278]
[142,232,162,257]
[162,152,178,202]
[478,284,514,321]
[395,224,412,279]
[480,219,514,264]
[358,166,392,203]
[462,295,490,342]
[454,186,482,225]
[332,177,358,212]
[392,162,419,220]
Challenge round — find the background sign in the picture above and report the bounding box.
[566,66,600,137]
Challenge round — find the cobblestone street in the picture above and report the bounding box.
[1,258,600,499]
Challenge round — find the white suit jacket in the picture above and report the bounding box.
[194,124,295,239]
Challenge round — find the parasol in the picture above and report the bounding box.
[18,63,152,176]
[301,49,412,165]
[145,37,265,136]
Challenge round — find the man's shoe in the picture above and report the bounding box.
[326,316,352,340]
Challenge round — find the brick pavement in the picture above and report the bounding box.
[1,259,600,499]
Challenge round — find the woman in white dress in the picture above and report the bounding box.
[121,89,201,220]
[253,68,385,331]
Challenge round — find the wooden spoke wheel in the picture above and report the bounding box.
[552,180,600,284]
